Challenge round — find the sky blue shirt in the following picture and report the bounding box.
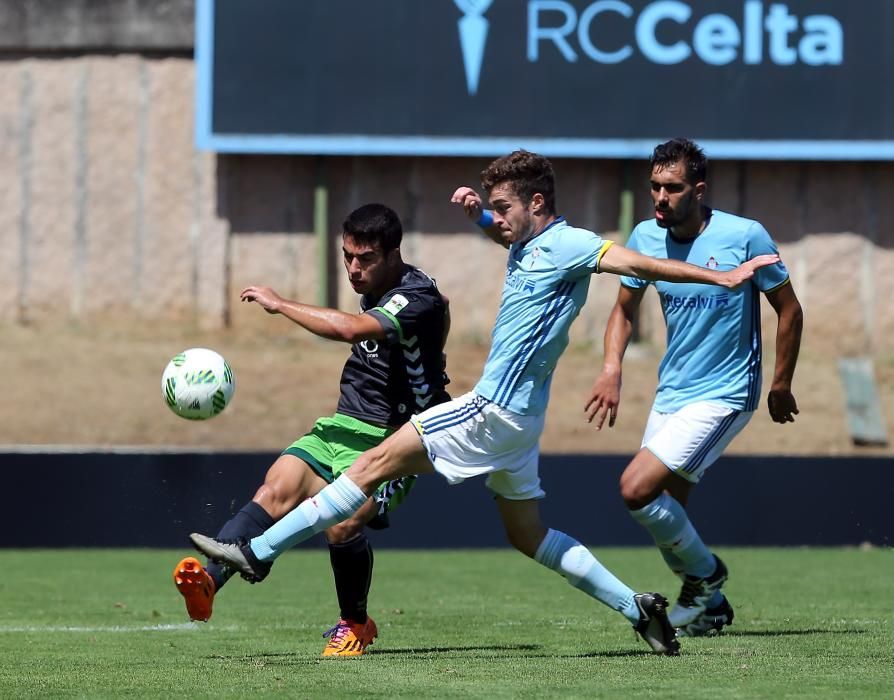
[475,218,613,415]
[621,209,789,413]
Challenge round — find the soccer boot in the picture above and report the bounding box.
[189,533,272,583]
[322,617,378,657]
[677,595,735,638]
[668,555,729,628]
[173,556,216,622]
[633,592,681,656]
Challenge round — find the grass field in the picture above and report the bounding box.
[1,548,891,698]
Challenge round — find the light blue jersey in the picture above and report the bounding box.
[621,209,789,413]
[475,218,613,415]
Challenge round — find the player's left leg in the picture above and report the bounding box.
[494,497,679,656]
[621,402,752,631]
[485,432,678,656]
[320,501,381,657]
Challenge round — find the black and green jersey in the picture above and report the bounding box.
[336,265,450,426]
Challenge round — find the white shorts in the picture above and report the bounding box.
[410,391,546,500]
[643,400,753,483]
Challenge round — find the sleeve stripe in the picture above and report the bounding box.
[371,306,404,342]
[594,240,615,272]
[763,277,791,294]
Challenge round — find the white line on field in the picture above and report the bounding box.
[0,623,240,633]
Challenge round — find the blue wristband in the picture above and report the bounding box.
[476,210,494,228]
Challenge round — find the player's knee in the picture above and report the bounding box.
[619,470,653,510]
[503,524,545,558]
[346,450,388,494]
[253,482,301,519]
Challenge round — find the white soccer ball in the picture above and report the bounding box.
[161,348,235,420]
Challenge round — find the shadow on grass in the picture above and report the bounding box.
[210,630,867,664]
[213,643,544,664]
[371,643,542,655]
[722,628,868,638]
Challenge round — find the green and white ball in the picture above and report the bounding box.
[161,348,235,420]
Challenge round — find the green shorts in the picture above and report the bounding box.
[283,413,416,514]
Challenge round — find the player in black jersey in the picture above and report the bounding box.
[173,203,450,656]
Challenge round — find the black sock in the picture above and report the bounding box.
[206,501,274,591]
[328,533,373,623]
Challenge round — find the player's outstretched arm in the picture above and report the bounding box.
[599,245,779,288]
[765,282,803,423]
[240,285,385,343]
[450,186,509,248]
[585,285,645,429]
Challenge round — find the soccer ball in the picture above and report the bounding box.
[161,348,235,420]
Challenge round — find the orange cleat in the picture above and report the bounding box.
[321,617,378,657]
[173,556,216,622]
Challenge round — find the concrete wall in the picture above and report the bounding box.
[0,1,892,356]
[0,0,193,51]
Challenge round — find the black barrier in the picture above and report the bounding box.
[1,452,890,547]
[197,0,894,159]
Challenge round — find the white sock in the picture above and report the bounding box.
[250,475,367,561]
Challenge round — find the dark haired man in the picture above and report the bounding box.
[585,138,803,636]
[173,203,451,656]
[192,150,779,657]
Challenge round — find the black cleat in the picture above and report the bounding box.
[189,533,272,583]
[669,555,729,628]
[677,595,735,637]
[633,592,681,656]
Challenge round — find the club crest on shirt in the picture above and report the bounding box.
[383,294,409,315]
[706,256,719,269]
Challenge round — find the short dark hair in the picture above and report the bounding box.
[342,203,402,252]
[480,150,557,214]
[650,138,707,184]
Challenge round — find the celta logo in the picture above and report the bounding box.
[528,0,843,66]
[454,0,493,95]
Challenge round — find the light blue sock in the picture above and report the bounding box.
[534,528,640,623]
[250,475,367,561]
[630,493,715,578]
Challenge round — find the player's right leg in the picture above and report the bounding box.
[194,419,433,575]
[175,442,329,617]
[623,402,752,630]
[189,453,329,582]
[173,500,276,620]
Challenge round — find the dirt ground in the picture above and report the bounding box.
[2,321,891,457]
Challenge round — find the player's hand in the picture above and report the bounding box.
[240,285,284,314]
[722,254,780,289]
[450,186,484,222]
[767,387,798,423]
[584,370,622,430]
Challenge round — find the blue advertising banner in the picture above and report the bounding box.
[196,0,894,159]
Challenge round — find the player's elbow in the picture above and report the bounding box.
[339,327,366,344]
[782,299,804,335]
[336,318,375,344]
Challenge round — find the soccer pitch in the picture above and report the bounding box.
[1,548,891,698]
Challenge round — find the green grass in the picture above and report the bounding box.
[0,548,891,698]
